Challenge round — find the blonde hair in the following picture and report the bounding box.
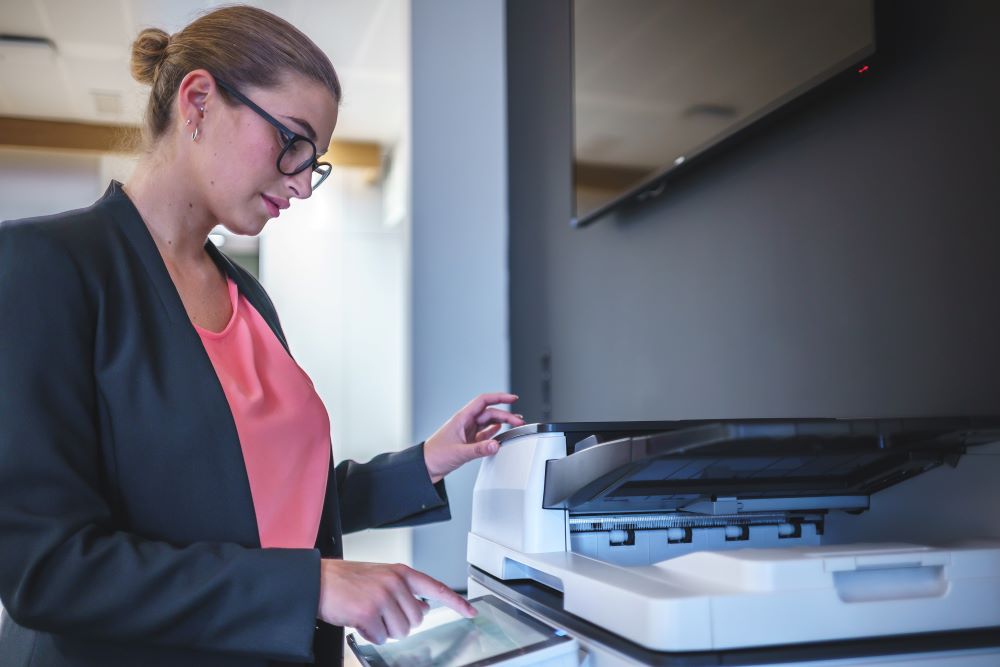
[130,5,341,146]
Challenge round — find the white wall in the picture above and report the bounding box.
[0,148,103,221]
[410,0,509,588]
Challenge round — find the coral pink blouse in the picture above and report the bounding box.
[196,278,331,549]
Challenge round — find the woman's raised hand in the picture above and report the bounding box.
[317,559,475,644]
[423,392,526,484]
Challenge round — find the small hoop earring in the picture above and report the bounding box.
[191,126,200,142]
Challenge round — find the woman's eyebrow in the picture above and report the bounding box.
[282,115,317,142]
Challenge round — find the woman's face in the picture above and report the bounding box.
[198,72,339,236]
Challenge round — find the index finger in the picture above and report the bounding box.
[465,392,519,416]
[403,570,477,618]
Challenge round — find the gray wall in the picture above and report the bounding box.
[508,0,1000,424]
[410,0,508,589]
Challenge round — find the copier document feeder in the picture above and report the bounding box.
[462,418,1000,667]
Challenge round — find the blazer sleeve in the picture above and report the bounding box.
[0,223,320,662]
[336,443,452,534]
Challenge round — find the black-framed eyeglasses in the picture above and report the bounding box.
[215,78,332,190]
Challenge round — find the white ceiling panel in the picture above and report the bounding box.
[129,0,209,33]
[62,56,131,90]
[0,49,72,119]
[299,0,382,68]
[352,0,405,73]
[0,2,48,36]
[63,57,144,121]
[0,0,407,145]
[40,0,132,48]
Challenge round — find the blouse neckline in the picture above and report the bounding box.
[193,277,240,339]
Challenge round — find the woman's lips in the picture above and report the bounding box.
[261,194,284,218]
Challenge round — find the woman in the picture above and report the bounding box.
[0,6,522,666]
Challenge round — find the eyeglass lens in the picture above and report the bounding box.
[312,164,332,189]
[279,138,315,175]
[279,138,331,189]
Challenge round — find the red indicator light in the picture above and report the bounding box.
[857,64,870,74]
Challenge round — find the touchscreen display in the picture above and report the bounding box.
[349,595,569,667]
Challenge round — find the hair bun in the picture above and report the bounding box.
[130,27,171,85]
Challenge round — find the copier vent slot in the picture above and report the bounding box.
[725,524,749,542]
[608,529,635,546]
[779,520,803,539]
[668,527,693,544]
[568,511,825,565]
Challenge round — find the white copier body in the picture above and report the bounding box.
[466,419,1000,666]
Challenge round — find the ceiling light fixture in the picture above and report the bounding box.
[0,34,57,51]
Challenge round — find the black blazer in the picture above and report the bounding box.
[0,182,450,666]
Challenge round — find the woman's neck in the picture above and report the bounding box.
[124,153,217,268]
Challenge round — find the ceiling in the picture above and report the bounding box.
[0,0,407,145]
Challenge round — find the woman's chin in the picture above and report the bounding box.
[218,220,266,239]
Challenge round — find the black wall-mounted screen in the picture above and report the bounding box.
[572,0,876,227]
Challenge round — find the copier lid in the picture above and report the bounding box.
[531,417,1000,513]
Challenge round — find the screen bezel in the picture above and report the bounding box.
[570,1,877,228]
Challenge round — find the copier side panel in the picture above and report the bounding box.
[471,432,568,554]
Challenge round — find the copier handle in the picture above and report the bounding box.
[833,564,947,603]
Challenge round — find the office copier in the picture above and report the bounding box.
[349,418,1000,667]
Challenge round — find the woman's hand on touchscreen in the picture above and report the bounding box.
[317,559,476,644]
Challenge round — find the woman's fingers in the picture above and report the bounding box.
[358,618,389,645]
[403,569,476,618]
[474,439,500,460]
[396,587,429,629]
[379,565,430,638]
[380,598,411,640]
[475,423,503,442]
[319,560,438,644]
[475,407,525,427]
[463,392,519,418]
[424,392,524,482]
[320,561,472,646]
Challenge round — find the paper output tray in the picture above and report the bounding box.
[540,417,1000,513]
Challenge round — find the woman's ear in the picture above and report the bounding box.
[175,69,215,133]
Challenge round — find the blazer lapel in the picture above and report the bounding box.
[102,181,261,547]
[205,241,291,354]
